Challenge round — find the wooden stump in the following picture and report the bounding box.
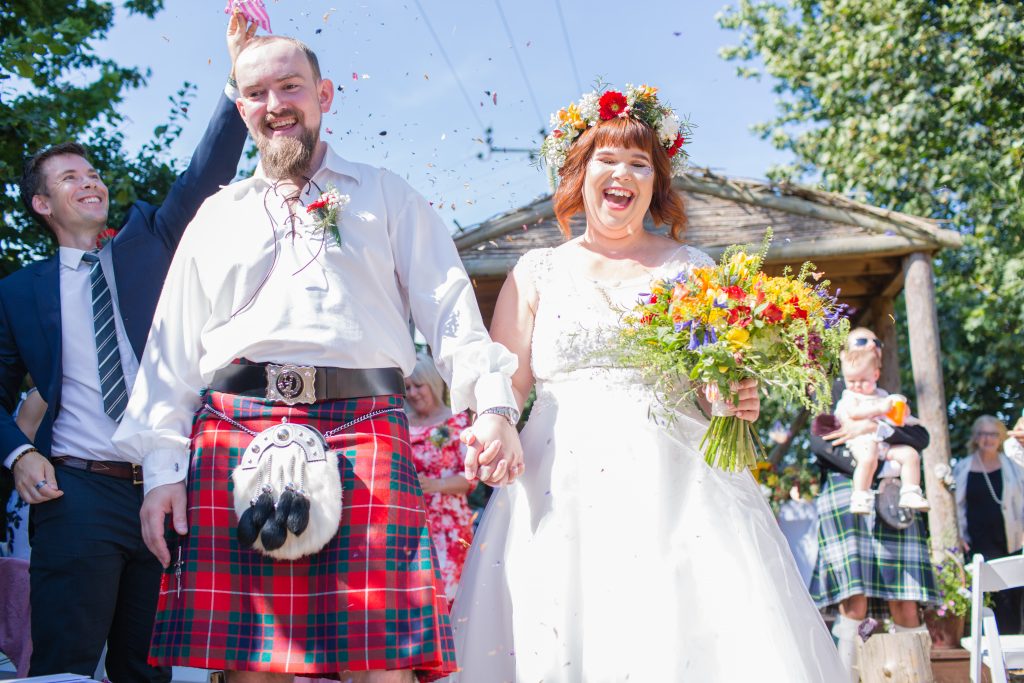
[857,632,934,683]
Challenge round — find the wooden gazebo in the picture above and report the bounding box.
[454,168,965,551]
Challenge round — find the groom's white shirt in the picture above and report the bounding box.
[113,145,517,494]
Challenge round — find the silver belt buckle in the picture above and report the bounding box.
[265,363,317,405]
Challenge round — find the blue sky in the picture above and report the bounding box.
[94,0,791,231]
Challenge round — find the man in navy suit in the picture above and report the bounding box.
[0,16,254,680]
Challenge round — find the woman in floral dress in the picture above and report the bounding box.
[406,354,475,600]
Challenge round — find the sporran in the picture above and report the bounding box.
[875,476,915,530]
[231,422,342,560]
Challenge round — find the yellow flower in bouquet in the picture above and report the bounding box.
[618,229,849,471]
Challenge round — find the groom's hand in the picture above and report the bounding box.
[462,414,524,486]
[141,482,188,568]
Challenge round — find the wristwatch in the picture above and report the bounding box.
[479,406,521,427]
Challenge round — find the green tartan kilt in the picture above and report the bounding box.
[810,471,939,614]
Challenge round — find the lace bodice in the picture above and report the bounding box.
[517,244,714,385]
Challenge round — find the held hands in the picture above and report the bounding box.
[12,450,62,503]
[461,413,524,486]
[227,10,259,70]
[703,378,761,423]
[140,481,188,568]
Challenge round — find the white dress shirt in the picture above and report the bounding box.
[113,145,517,494]
[4,247,140,468]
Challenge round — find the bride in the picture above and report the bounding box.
[450,85,846,682]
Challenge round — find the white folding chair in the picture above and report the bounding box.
[961,553,1024,683]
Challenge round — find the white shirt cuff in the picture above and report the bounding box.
[474,372,517,414]
[5,444,35,471]
[143,448,189,496]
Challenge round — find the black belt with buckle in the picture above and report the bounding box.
[210,363,406,405]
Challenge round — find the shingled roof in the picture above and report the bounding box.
[455,168,963,323]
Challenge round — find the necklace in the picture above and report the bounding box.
[973,453,1003,506]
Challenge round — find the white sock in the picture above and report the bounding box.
[893,623,928,633]
[832,615,861,683]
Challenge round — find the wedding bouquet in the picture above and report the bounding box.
[619,230,849,471]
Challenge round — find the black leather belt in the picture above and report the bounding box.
[210,363,406,404]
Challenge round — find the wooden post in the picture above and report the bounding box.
[857,632,934,683]
[872,297,902,394]
[902,252,959,554]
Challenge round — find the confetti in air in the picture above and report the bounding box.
[224,0,272,33]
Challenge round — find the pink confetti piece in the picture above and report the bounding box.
[224,0,272,33]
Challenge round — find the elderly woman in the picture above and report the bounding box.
[405,354,475,600]
[954,415,1024,633]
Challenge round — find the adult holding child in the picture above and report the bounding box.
[448,84,844,681]
[810,327,939,682]
[953,415,1024,633]
[835,346,929,515]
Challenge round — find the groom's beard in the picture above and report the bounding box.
[252,112,320,180]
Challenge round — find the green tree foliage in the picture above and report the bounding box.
[0,0,199,276]
[719,0,1024,454]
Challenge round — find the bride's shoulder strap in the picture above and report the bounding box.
[512,247,556,291]
[684,245,716,269]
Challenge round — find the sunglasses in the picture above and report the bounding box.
[850,337,884,349]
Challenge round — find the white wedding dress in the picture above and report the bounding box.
[448,245,845,683]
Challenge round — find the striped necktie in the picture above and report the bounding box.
[81,252,129,421]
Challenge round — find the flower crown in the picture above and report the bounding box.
[540,83,693,178]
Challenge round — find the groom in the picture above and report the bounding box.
[114,34,523,681]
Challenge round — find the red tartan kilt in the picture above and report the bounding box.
[149,391,456,679]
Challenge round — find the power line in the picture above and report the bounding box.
[492,0,546,129]
[552,0,584,94]
[412,0,487,133]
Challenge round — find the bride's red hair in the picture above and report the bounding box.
[552,117,687,240]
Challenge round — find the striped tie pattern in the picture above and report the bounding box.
[82,252,129,421]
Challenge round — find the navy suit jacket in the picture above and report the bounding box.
[0,92,247,460]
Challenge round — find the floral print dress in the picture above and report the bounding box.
[409,411,474,599]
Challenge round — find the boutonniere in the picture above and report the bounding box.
[305,186,350,246]
[95,228,117,249]
[428,424,451,449]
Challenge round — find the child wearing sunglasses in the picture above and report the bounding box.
[836,348,931,514]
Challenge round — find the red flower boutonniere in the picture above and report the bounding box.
[305,186,350,246]
[95,228,117,249]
